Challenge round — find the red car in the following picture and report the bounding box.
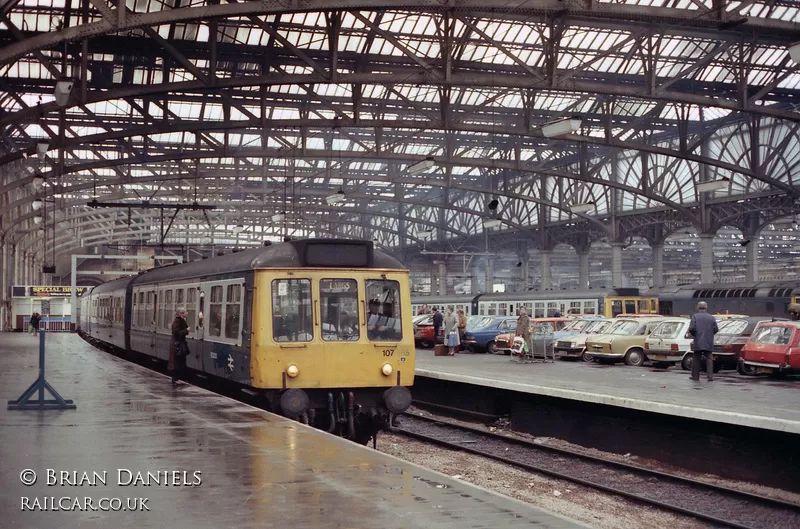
[413,315,443,348]
[739,321,800,376]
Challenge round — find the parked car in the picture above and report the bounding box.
[738,321,800,376]
[555,318,615,361]
[643,318,692,369]
[413,314,441,348]
[461,316,518,354]
[585,316,665,366]
[703,317,788,372]
[552,315,607,342]
[497,317,571,356]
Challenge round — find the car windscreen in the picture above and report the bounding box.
[718,319,747,335]
[750,326,794,345]
[609,321,639,335]
[470,317,495,329]
[586,320,611,333]
[567,320,592,331]
[651,321,683,339]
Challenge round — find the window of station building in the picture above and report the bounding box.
[320,279,360,341]
[208,285,223,337]
[272,279,312,342]
[225,284,242,340]
[366,279,403,342]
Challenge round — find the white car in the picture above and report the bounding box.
[554,319,614,362]
[644,317,692,368]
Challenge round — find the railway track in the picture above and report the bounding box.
[394,413,800,529]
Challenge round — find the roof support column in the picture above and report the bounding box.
[519,257,529,291]
[745,240,759,282]
[470,266,480,296]
[651,243,664,288]
[578,251,589,290]
[699,233,715,284]
[540,250,552,290]
[485,258,494,294]
[438,260,447,296]
[611,243,624,288]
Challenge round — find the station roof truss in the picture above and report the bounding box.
[1,0,799,269]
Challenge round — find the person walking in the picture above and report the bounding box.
[432,307,443,345]
[443,307,459,355]
[457,309,468,352]
[688,301,719,381]
[169,308,190,386]
[29,312,40,334]
[515,307,531,359]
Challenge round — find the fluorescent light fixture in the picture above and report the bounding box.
[541,118,582,138]
[36,142,48,160]
[32,199,43,211]
[483,218,503,229]
[232,224,244,233]
[569,201,595,214]
[271,213,285,222]
[32,175,44,189]
[789,42,800,65]
[696,178,729,193]
[326,190,345,205]
[33,215,43,225]
[406,157,434,175]
[415,229,433,239]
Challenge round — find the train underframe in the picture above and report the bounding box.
[264,387,411,446]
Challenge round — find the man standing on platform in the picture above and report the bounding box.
[515,307,531,358]
[432,307,443,344]
[688,301,718,381]
[170,308,190,386]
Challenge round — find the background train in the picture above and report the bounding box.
[412,281,800,319]
[78,239,414,444]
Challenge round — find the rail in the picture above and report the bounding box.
[22,316,72,332]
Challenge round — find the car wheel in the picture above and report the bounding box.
[624,348,644,367]
[681,354,692,371]
[652,362,671,369]
[580,350,593,362]
[738,361,755,376]
[487,341,498,355]
[712,362,722,373]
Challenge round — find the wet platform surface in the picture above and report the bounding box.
[416,350,800,434]
[0,332,590,529]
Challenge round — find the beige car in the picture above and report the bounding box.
[584,317,666,366]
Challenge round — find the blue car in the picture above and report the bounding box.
[462,316,519,354]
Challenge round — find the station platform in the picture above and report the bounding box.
[416,351,800,435]
[0,332,590,529]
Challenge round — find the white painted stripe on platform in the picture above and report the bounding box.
[416,369,800,435]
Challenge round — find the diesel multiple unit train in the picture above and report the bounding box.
[412,281,800,318]
[78,239,414,444]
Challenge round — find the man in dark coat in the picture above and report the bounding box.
[432,307,443,344]
[169,308,190,386]
[688,301,719,381]
[29,312,40,334]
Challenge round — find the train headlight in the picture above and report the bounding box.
[286,364,299,378]
[381,363,393,376]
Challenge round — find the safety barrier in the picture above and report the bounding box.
[22,316,72,332]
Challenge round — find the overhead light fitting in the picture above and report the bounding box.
[36,141,49,160]
[406,157,435,175]
[789,42,800,65]
[32,175,44,189]
[541,118,582,138]
[696,178,729,193]
[54,80,74,107]
[232,224,244,233]
[33,215,43,225]
[415,229,433,239]
[487,199,499,210]
[271,213,285,222]
[569,201,595,214]
[739,239,751,247]
[32,199,43,211]
[483,218,503,229]
[326,190,346,205]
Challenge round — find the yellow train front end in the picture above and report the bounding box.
[250,267,415,444]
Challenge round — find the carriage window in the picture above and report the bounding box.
[320,279,359,341]
[163,290,173,329]
[366,279,403,341]
[209,286,223,337]
[186,289,196,330]
[225,284,242,340]
[583,301,596,314]
[272,279,312,342]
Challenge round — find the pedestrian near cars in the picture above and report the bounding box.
[457,309,468,351]
[28,312,40,334]
[169,308,190,386]
[432,307,443,344]
[515,307,531,357]
[688,301,719,381]
[443,306,460,355]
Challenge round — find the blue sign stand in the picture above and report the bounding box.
[7,329,76,410]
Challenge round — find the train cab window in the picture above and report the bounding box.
[611,300,622,317]
[366,279,403,342]
[272,279,313,342]
[320,279,360,341]
[624,300,636,314]
[637,300,649,313]
[208,286,223,337]
[225,285,242,340]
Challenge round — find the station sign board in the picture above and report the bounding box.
[12,285,89,298]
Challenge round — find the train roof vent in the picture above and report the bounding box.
[769,288,777,297]
[746,289,757,297]
[692,290,701,298]
[726,290,736,298]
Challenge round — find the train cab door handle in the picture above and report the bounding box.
[314,300,319,326]
[361,300,366,326]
